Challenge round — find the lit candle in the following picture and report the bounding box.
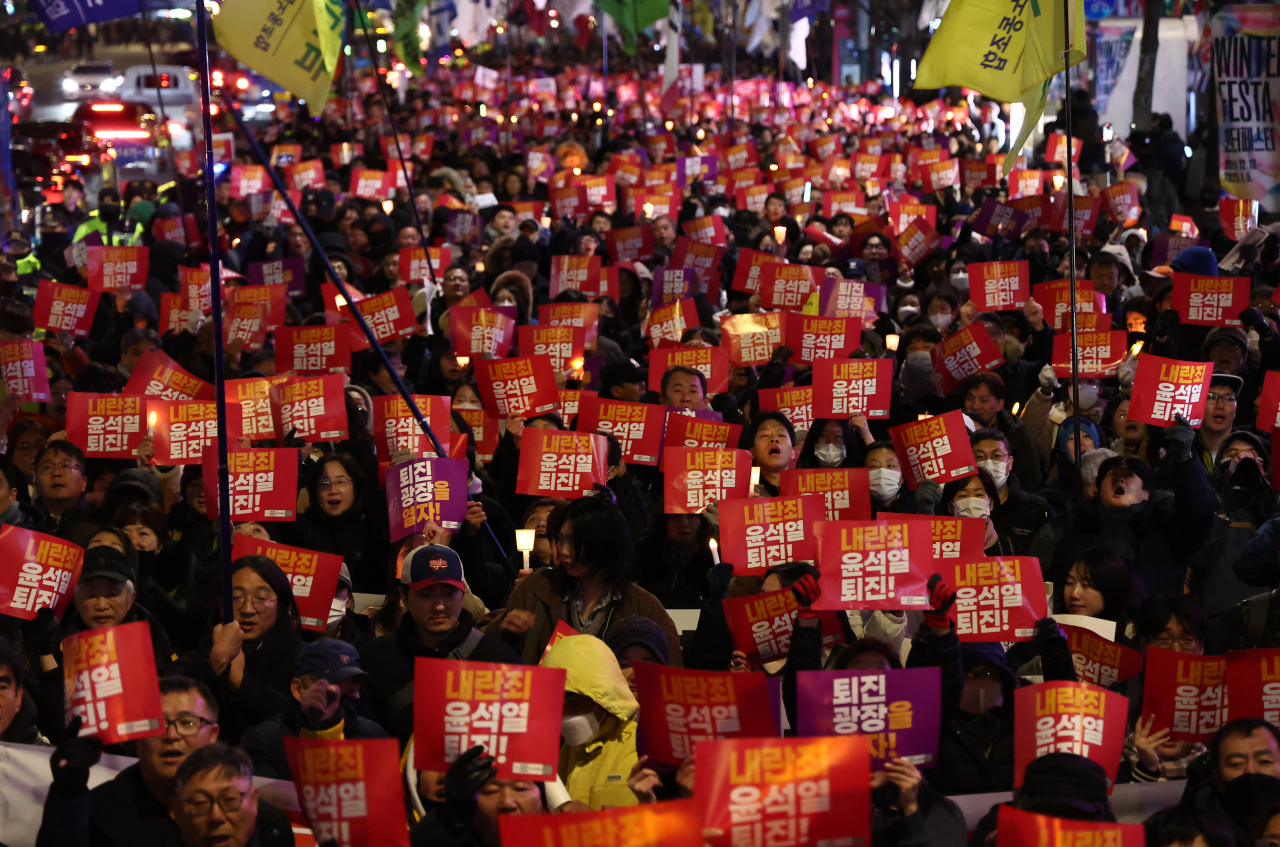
[475,262,485,273]
[456,356,470,369]
[709,538,720,565]
[885,334,900,352]
[643,202,654,218]
[750,467,761,487]
[1130,341,1144,356]
[147,411,157,437]
[515,528,535,571]
[540,216,551,228]
[381,199,394,214]
[773,225,786,246]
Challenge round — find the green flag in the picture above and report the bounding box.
[597,0,668,54]
[393,0,426,76]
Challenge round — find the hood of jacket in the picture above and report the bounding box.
[542,634,638,723]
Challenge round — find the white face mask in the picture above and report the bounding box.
[561,711,602,747]
[868,467,902,500]
[897,305,919,323]
[953,497,991,519]
[327,598,347,628]
[904,350,933,376]
[455,401,484,410]
[929,313,952,330]
[978,460,1010,489]
[1076,384,1100,409]
[815,443,846,468]
[950,272,970,291]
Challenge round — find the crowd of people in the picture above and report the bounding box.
[0,52,1279,847]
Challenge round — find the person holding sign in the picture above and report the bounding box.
[933,470,1018,556]
[746,412,797,497]
[409,745,546,847]
[972,429,1056,554]
[170,744,295,847]
[862,441,943,518]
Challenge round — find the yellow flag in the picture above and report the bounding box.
[314,0,345,75]
[914,0,1029,104]
[1002,0,1087,175]
[214,0,334,108]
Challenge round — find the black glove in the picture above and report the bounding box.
[767,345,794,370]
[1164,413,1195,463]
[790,573,821,608]
[25,607,59,656]
[914,479,943,515]
[1033,617,1072,666]
[444,745,496,803]
[709,393,739,417]
[49,716,103,798]
[1033,616,1067,644]
[282,426,307,449]
[1154,307,1180,340]
[1239,307,1274,338]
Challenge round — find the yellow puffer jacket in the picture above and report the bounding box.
[542,634,640,810]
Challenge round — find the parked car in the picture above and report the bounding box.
[5,66,34,121]
[61,62,123,101]
[117,66,199,149]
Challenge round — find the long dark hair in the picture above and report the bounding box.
[555,496,634,589]
[304,453,365,512]
[797,418,864,469]
[231,554,301,632]
[1055,546,1133,624]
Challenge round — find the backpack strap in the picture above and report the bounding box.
[450,627,487,661]
[1245,591,1273,648]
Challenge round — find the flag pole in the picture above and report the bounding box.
[1062,0,1082,491]
[193,0,238,625]
[224,102,510,562]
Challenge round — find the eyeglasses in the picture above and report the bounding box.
[972,452,1010,463]
[37,461,80,476]
[182,791,246,818]
[1207,392,1238,405]
[318,477,353,490]
[444,274,468,284]
[163,715,214,737]
[231,593,277,612]
[1153,635,1202,650]
[964,667,1000,681]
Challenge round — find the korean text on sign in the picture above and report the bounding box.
[229,534,342,630]
[1128,355,1211,428]
[75,394,143,457]
[718,495,822,573]
[723,589,845,667]
[794,668,941,769]
[1142,648,1226,741]
[889,410,977,489]
[285,738,409,847]
[0,526,83,620]
[1013,680,1128,788]
[62,621,163,744]
[951,556,1047,642]
[813,520,931,609]
[633,663,775,766]
[227,450,289,518]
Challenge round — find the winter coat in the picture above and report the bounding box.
[240,700,389,780]
[990,474,1056,554]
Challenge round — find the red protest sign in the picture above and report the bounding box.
[0,526,82,620]
[645,298,699,347]
[663,413,742,453]
[969,261,1030,311]
[515,429,608,498]
[1047,193,1102,239]
[147,400,219,465]
[1142,647,1226,741]
[723,589,844,668]
[0,341,50,402]
[349,288,416,342]
[451,307,516,360]
[280,323,350,374]
[961,159,1000,189]
[896,219,941,268]
[1128,354,1212,428]
[226,377,289,441]
[539,303,600,350]
[722,313,785,367]
[757,385,815,433]
[649,347,730,395]
[633,662,776,766]
[1225,649,1280,725]
[887,200,936,235]
[698,737,870,847]
[33,282,99,337]
[229,283,286,331]
[270,375,349,442]
[930,322,1005,394]
[780,469,871,522]
[372,395,452,462]
[916,159,958,192]
[179,265,214,314]
[414,658,566,779]
[85,246,148,293]
[386,457,470,539]
[682,214,729,247]
[782,314,861,366]
[285,737,409,847]
[889,411,978,490]
[1063,625,1145,688]
[456,407,499,463]
[812,519,934,610]
[718,495,825,573]
[550,184,589,220]
[350,169,393,200]
[1013,680,1128,789]
[606,225,656,263]
[207,449,298,523]
[1171,273,1251,327]
[896,515,987,565]
[1000,806,1142,847]
[230,534,343,630]
[1032,279,1102,333]
[475,356,561,419]
[1045,133,1083,166]
[503,800,703,847]
[397,247,453,284]
[1051,331,1128,379]
[811,358,893,419]
[548,255,602,298]
[518,325,586,374]
[66,393,145,458]
[63,621,163,744]
[760,264,822,311]
[286,159,326,191]
[670,238,725,301]
[577,395,664,465]
[1102,181,1141,224]
[731,249,780,293]
[950,556,1048,642]
[229,164,267,198]
[1220,198,1260,241]
[223,302,267,351]
[663,447,752,513]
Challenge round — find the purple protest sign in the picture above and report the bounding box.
[795,667,941,771]
[1152,234,1210,266]
[677,155,718,187]
[248,256,307,298]
[818,277,887,322]
[384,457,470,541]
[971,197,1030,239]
[651,267,695,310]
[446,210,484,248]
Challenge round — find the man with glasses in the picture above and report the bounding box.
[31,440,94,538]
[170,744,293,847]
[36,676,230,847]
[971,429,1055,554]
[428,263,473,336]
[1193,373,1242,477]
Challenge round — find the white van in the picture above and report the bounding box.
[119,65,201,150]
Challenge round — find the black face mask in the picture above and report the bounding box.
[1027,252,1052,270]
[99,206,122,224]
[36,234,70,261]
[1218,772,1280,823]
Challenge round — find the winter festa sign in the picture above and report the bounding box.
[1170,273,1251,326]
[204,449,297,523]
[633,662,777,766]
[1013,681,1128,789]
[1209,5,1280,213]
[811,357,893,419]
[230,535,342,630]
[474,356,561,419]
[780,468,871,522]
[812,519,933,611]
[1127,355,1212,428]
[1142,647,1226,741]
[284,738,409,847]
[794,668,942,770]
[1051,331,1129,379]
[696,736,871,847]
[414,658,566,780]
[888,410,978,490]
[0,526,83,620]
[501,800,705,847]
[663,448,752,514]
[66,393,145,459]
[514,429,609,499]
[385,457,470,540]
[718,495,825,573]
[577,396,664,466]
[722,589,845,669]
[950,556,1048,642]
[63,621,163,745]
